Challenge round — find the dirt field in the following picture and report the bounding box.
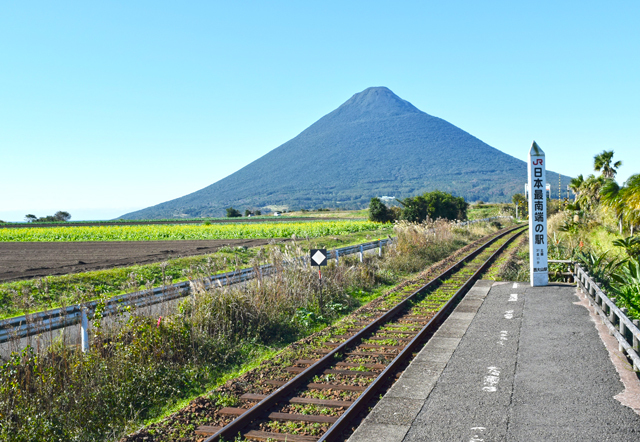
[0,239,291,283]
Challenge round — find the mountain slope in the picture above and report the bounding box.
[121,87,571,219]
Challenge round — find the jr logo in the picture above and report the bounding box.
[532,159,543,165]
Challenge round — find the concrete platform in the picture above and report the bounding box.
[349,280,640,442]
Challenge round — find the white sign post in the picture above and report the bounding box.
[528,141,548,287]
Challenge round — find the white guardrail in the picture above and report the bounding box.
[0,216,512,351]
[575,263,640,371]
[0,238,392,349]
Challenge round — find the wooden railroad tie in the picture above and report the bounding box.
[382,324,423,329]
[244,430,320,441]
[371,329,419,335]
[194,425,222,436]
[285,366,378,377]
[264,379,367,391]
[240,393,353,408]
[194,427,319,442]
[368,336,412,342]
[219,407,338,424]
[323,342,405,349]
[315,349,398,357]
[294,359,387,369]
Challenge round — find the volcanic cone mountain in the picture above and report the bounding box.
[120,87,571,219]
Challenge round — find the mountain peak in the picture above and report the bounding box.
[120,87,573,219]
[328,86,422,122]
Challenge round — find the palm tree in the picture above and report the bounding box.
[600,179,624,233]
[594,150,622,179]
[621,174,640,234]
[575,174,605,212]
[569,174,584,200]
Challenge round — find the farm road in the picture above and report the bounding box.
[0,239,290,283]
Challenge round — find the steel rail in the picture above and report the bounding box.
[319,226,525,441]
[203,224,525,442]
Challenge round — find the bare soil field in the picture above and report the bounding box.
[0,239,290,283]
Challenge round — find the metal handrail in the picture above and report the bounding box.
[574,263,640,371]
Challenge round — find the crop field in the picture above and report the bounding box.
[0,220,380,242]
[0,225,394,317]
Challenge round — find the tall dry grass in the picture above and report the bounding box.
[0,220,508,441]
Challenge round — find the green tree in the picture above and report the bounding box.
[398,190,467,223]
[368,197,393,222]
[25,214,37,222]
[573,174,605,212]
[54,211,71,221]
[569,174,585,201]
[600,179,624,233]
[594,150,622,179]
[226,207,242,218]
[620,174,640,234]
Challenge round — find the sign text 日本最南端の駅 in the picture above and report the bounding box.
[527,141,548,286]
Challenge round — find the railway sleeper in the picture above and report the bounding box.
[315,349,398,357]
[195,426,321,442]
[294,360,387,369]
[265,379,367,391]
[323,342,405,349]
[286,367,378,377]
[240,393,354,408]
[349,328,419,335]
[243,430,320,442]
[219,408,338,424]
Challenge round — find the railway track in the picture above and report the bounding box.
[189,224,526,442]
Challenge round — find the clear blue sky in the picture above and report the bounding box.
[1,1,638,221]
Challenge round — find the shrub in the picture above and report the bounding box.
[398,190,467,223]
[368,197,393,223]
[226,207,242,218]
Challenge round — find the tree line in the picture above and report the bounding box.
[24,211,71,223]
[369,190,468,223]
[567,150,639,235]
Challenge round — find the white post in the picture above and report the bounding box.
[359,245,364,262]
[378,240,382,257]
[335,249,339,264]
[528,141,549,287]
[81,307,90,352]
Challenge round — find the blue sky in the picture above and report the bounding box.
[1,1,638,221]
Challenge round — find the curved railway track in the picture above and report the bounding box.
[193,224,527,442]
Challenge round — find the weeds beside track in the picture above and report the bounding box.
[0,220,518,442]
[122,223,525,442]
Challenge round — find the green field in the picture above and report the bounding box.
[0,220,381,242]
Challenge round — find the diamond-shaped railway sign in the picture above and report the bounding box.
[310,249,328,266]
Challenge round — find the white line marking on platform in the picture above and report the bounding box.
[498,330,508,346]
[509,293,518,302]
[469,426,486,442]
[513,283,518,288]
[482,366,500,392]
[504,310,514,319]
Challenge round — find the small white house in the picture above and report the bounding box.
[273,212,281,216]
